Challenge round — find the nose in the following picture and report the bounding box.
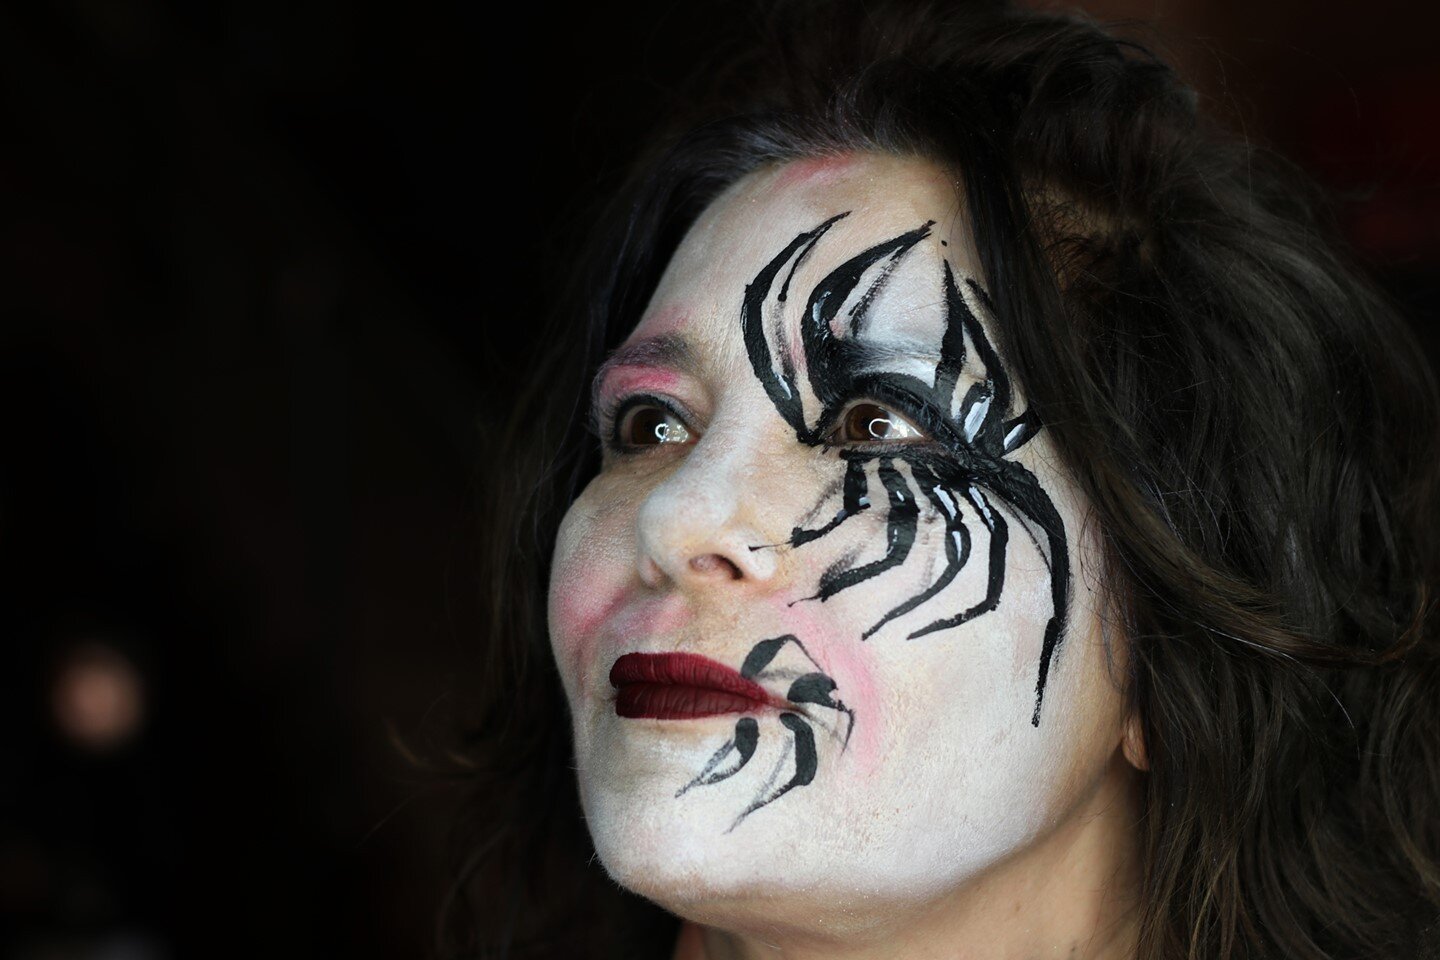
[634,433,779,591]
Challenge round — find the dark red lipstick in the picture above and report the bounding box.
[609,652,788,719]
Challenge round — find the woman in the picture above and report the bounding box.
[450,2,1440,957]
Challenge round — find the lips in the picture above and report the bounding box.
[609,652,788,719]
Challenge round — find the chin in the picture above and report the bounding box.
[579,775,840,915]
[587,816,847,936]
[581,771,803,890]
[586,802,941,942]
[569,703,1068,932]
[577,772,966,939]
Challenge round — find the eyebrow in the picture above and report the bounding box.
[589,333,700,414]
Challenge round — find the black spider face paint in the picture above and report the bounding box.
[743,214,1071,727]
[676,635,854,833]
[659,212,1075,834]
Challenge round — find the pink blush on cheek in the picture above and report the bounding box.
[779,602,884,777]
[551,549,693,682]
[550,554,629,679]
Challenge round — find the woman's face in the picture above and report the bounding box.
[548,153,1133,936]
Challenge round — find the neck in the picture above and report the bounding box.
[672,751,1143,960]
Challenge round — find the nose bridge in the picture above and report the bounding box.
[635,409,778,586]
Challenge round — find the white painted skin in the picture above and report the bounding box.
[548,153,1146,960]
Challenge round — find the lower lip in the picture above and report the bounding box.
[615,684,773,719]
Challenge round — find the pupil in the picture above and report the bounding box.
[627,407,665,444]
[867,415,892,439]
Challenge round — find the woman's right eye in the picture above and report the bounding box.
[613,402,694,449]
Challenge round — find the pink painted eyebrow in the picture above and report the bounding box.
[590,333,699,411]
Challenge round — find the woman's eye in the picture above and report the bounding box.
[832,402,927,443]
[615,404,693,447]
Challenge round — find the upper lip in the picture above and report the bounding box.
[609,652,791,710]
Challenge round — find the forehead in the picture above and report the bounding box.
[631,153,981,351]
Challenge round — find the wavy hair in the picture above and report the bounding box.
[444,2,1440,957]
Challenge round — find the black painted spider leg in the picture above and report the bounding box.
[798,457,920,603]
[728,712,817,833]
[986,468,1072,726]
[946,374,1054,584]
[786,672,856,749]
[675,717,760,797]
[738,634,801,679]
[936,264,1075,723]
[965,458,1072,725]
[751,455,872,554]
[861,461,973,640]
[741,212,850,439]
[800,224,934,413]
[907,485,1010,640]
[946,266,1047,458]
[995,496,1054,575]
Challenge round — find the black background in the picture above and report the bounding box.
[1,1,1436,957]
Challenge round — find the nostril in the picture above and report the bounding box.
[688,554,743,580]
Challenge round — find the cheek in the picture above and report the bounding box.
[775,599,886,777]
[548,494,635,684]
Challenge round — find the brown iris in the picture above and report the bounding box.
[618,404,692,446]
[833,402,925,443]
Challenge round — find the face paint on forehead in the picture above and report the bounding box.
[742,212,1073,727]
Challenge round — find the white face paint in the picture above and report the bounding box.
[547,153,1133,942]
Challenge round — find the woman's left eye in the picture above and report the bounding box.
[829,402,928,444]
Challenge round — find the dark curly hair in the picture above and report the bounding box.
[444,2,1440,957]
